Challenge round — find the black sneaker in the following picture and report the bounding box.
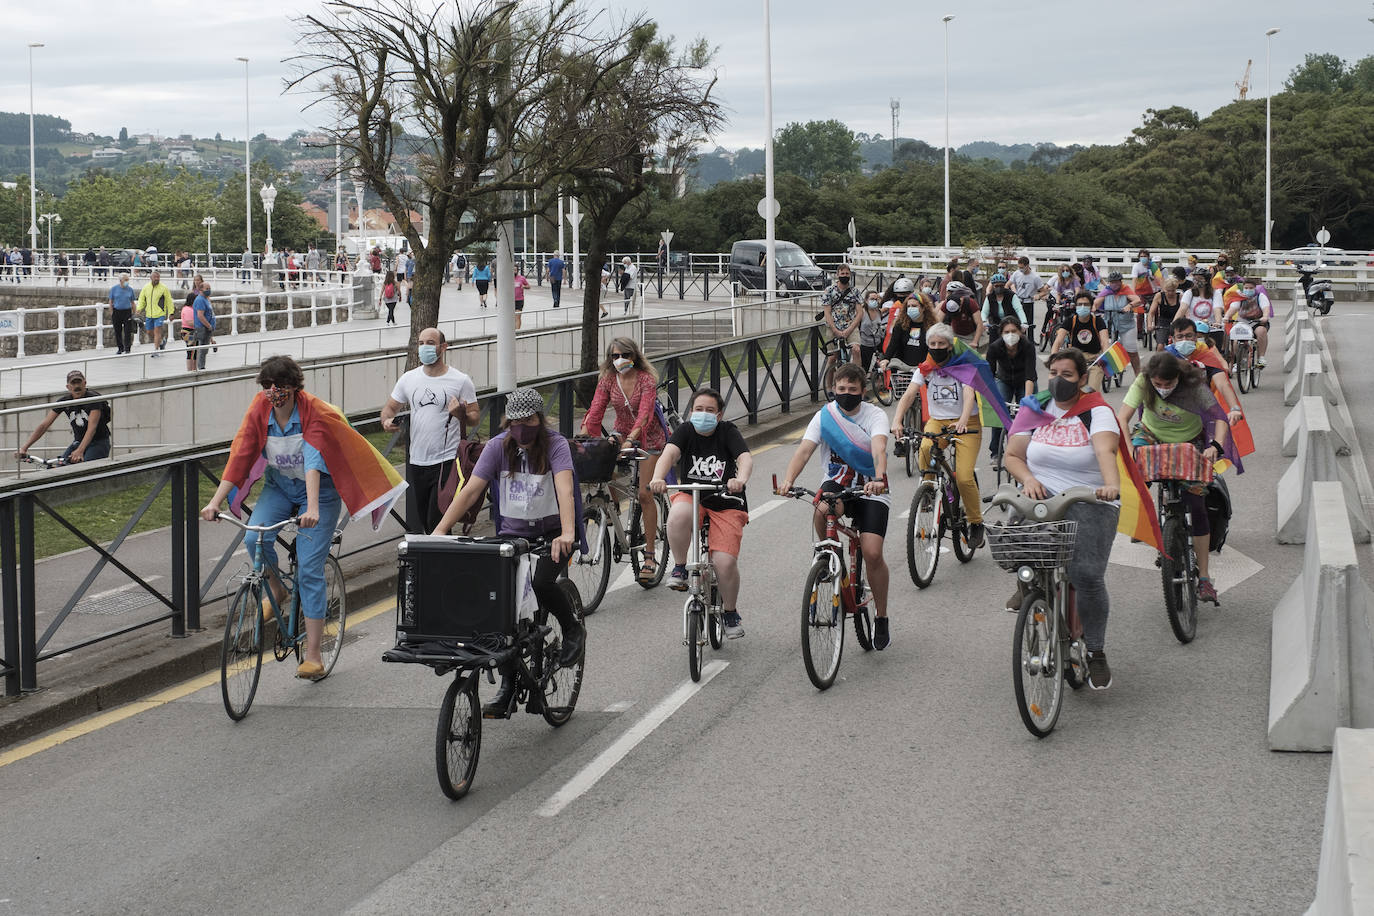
[967,523,986,549]
[873,616,890,650]
[1086,650,1112,690]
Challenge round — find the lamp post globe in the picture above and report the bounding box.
[259,183,277,257]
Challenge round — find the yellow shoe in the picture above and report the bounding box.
[296,660,325,680]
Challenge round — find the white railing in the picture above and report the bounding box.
[0,263,357,291]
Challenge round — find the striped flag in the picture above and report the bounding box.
[1095,340,1131,378]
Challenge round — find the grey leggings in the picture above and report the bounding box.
[1065,502,1119,652]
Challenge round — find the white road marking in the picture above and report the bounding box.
[748,499,786,522]
[1108,533,1262,595]
[603,700,636,713]
[605,565,639,594]
[537,660,729,817]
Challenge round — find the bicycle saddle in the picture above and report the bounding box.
[989,485,1099,522]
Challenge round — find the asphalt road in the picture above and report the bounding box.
[0,344,1330,915]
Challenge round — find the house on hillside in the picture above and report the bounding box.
[167,147,202,166]
[91,148,125,160]
[356,206,424,235]
[299,202,330,231]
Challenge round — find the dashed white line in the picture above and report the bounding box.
[748,499,786,522]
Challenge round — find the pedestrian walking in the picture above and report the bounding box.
[108,273,136,354]
[380,270,400,324]
[513,265,530,329]
[471,261,492,307]
[620,255,637,314]
[136,270,175,355]
[547,251,565,307]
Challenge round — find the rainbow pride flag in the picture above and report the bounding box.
[918,339,1014,428]
[1095,340,1131,378]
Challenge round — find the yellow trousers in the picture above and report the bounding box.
[918,419,983,524]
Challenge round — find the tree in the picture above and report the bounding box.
[773,119,861,187]
[893,139,942,166]
[118,127,128,143]
[1285,53,1352,94]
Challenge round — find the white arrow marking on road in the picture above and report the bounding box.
[1107,534,1262,595]
[537,660,729,817]
[606,565,639,594]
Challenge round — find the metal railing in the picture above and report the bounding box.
[0,263,357,290]
[0,320,832,697]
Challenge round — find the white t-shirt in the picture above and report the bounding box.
[1013,402,1120,505]
[1010,269,1045,301]
[918,369,969,421]
[1182,289,1223,328]
[802,402,891,507]
[622,263,637,290]
[389,366,478,465]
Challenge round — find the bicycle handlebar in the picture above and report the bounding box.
[772,474,865,503]
[18,453,67,468]
[663,482,730,493]
[213,512,299,533]
[988,485,1101,522]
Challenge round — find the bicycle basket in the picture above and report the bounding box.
[570,436,619,484]
[891,370,914,399]
[985,519,1078,572]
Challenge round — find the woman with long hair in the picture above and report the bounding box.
[582,336,668,583]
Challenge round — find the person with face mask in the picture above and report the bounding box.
[583,336,668,582]
[1009,257,1049,345]
[984,316,1039,464]
[202,356,407,680]
[434,387,586,716]
[1166,318,1245,426]
[1052,263,1082,303]
[1003,347,1123,689]
[858,288,889,374]
[649,388,753,638]
[1222,277,1273,367]
[820,263,863,395]
[779,363,893,649]
[1080,255,1102,294]
[941,280,986,351]
[1051,292,1111,391]
[880,284,939,373]
[1116,351,1232,604]
[1148,276,1183,352]
[381,328,480,533]
[981,273,1027,330]
[1093,271,1145,382]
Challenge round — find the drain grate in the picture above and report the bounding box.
[74,581,164,617]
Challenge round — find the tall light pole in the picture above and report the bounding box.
[942,15,954,251]
[27,42,44,259]
[353,176,366,271]
[39,212,60,264]
[202,216,217,262]
[1265,27,1280,256]
[761,0,778,298]
[237,57,252,257]
[259,183,277,258]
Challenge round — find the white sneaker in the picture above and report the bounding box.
[723,611,745,639]
[1257,356,1267,367]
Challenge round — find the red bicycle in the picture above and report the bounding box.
[775,477,874,689]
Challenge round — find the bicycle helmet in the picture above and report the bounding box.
[1192,266,1210,277]
[990,272,1007,284]
[892,277,915,295]
[1194,319,1210,333]
[1106,270,1123,283]
[946,280,971,297]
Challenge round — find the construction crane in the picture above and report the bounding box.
[1236,59,1252,100]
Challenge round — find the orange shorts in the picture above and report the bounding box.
[669,492,749,557]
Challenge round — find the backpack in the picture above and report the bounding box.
[435,436,487,535]
[1205,475,1232,552]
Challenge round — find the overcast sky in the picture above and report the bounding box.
[4,0,1372,151]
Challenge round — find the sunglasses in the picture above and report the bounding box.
[610,352,630,359]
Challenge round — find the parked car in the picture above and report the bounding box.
[106,249,141,268]
[728,240,828,294]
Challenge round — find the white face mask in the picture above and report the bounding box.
[613,357,634,374]
[1154,384,1177,398]
[1002,332,1020,347]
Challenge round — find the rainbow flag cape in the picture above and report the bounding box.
[1221,284,1246,310]
[1095,340,1131,378]
[224,391,407,530]
[1132,261,1161,298]
[1171,342,1255,459]
[918,339,1014,428]
[1007,390,1164,553]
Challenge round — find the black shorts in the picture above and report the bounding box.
[515,300,524,311]
[820,481,889,537]
[475,280,490,294]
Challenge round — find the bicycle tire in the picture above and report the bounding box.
[907,483,941,588]
[435,675,481,800]
[1013,592,1064,738]
[1236,342,1251,394]
[1160,513,1198,644]
[801,555,845,690]
[539,580,584,726]
[221,581,264,721]
[568,508,611,615]
[1251,356,1262,390]
[951,472,979,564]
[687,598,705,683]
[629,493,670,588]
[873,369,894,406]
[707,584,724,650]
[849,551,873,651]
[318,555,347,678]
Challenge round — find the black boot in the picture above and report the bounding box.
[552,610,585,668]
[482,674,515,719]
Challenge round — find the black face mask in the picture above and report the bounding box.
[929,347,952,365]
[1048,375,1081,402]
[834,392,863,411]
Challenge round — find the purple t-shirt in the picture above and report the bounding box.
[472,430,574,537]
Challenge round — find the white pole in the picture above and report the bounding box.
[942,15,954,252]
[532,191,537,268]
[496,220,516,391]
[569,198,582,290]
[206,222,212,260]
[557,193,565,258]
[28,43,43,259]
[335,142,343,257]
[1265,28,1280,256]
[238,57,252,256]
[762,0,777,298]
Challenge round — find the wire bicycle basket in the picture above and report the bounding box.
[986,519,1078,571]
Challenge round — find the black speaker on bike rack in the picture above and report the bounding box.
[396,536,520,643]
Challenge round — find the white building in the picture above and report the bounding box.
[91,148,125,160]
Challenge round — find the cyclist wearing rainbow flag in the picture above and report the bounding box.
[1093,271,1144,382]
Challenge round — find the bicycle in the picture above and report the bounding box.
[18,453,68,469]
[1228,320,1261,393]
[987,401,1020,488]
[906,426,980,589]
[890,367,921,478]
[775,477,875,690]
[1150,471,1215,645]
[566,441,669,613]
[1038,295,1062,352]
[214,513,347,721]
[382,536,584,800]
[986,485,1099,738]
[665,482,730,682]
[864,347,895,407]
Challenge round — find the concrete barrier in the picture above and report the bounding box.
[1270,483,1374,750]
[1286,327,1318,376]
[1276,402,1371,544]
[1304,728,1374,915]
[1285,302,1309,343]
[1287,354,1339,408]
[1286,395,1353,458]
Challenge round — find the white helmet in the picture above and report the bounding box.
[946,280,971,297]
[892,277,915,294]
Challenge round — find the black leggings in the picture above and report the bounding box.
[532,552,575,628]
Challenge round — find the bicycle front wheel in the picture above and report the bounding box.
[801,556,845,690]
[539,580,584,726]
[1236,342,1251,393]
[630,493,670,588]
[318,555,347,678]
[707,584,724,650]
[873,369,894,406]
[435,675,481,800]
[221,582,265,721]
[568,508,611,615]
[1013,592,1064,738]
[686,598,705,682]
[1161,513,1198,644]
[907,483,941,588]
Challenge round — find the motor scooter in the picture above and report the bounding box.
[1296,263,1335,315]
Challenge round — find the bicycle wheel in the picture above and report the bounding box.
[801,555,845,690]
[686,598,705,683]
[220,582,264,721]
[906,483,941,589]
[707,583,724,650]
[568,508,610,615]
[1236,342,1251,393]
[851,552,873,651]
[318,555,347,678]
[951,473,979,564]
[629,493,670,588]
[873,369,894,406]
[539,580,584,726]
[1160,513,1198,644]
[1013,592,1064,738]
[435,675,481,799]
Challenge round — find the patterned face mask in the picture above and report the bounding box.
[265,385,292,408]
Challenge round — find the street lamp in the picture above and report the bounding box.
[202,215,218,263]
[1265,27,1280,256]
[353,176,367,272]
[259,183,277,258]
[236,56,251,257]
[942,15,954,251]
[761,0,778,297]
[28,42,44,259]
[38,212,59,266]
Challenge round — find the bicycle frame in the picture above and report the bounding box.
[665,483,724,641]
[581,445,652,556]
[815,501,867,617]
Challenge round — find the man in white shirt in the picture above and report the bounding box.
[381,327,481,532]
[621,256,637,314]
[1009,256,1048,345]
